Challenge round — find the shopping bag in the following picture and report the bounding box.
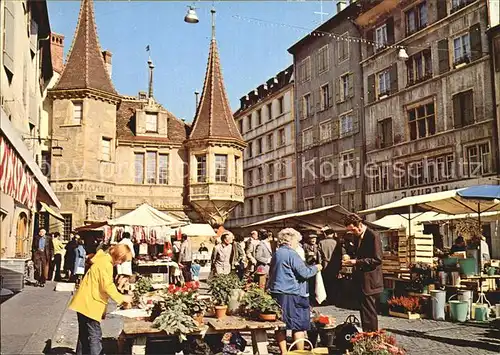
[315,272,327,305]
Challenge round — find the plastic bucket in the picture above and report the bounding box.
[458,258,476,276]
[458,290,473,320]
[474,305,488,321]
[379,288,393,305]
[443,258,458,267]
[487,267,497,276]
[449,300,468,322]
[430,290,446,320]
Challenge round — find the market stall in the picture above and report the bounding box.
[360,187,500,323]
[107,204,186,283]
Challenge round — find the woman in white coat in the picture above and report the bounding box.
[116,232,135,293]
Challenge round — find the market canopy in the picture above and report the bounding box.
[242,205,351,231]
[108,203,185,227]
[360,186,500,216]
[359,189,465,215]
[372,211,500,233]
[180,224,216,237]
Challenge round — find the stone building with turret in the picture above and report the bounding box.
[45,0,243,235]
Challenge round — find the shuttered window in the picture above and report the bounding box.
[453,90,474,128]
[3,1,15,75]
[317,45,329,74]
[438,39,450,74]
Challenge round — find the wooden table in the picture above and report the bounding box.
[120,315,285,355]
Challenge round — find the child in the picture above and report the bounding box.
[73,239,86,289]
[191,260,201,281]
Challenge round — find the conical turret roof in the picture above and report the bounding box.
[188,39,244,144]
[53,0,116,95]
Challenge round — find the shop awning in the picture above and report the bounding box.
[179,224,216,237]
[242,205,350,231]
[40,201,64,221]
[1,109,61,208]
[359,189,465,215]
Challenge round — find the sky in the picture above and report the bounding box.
[47,0,339,122]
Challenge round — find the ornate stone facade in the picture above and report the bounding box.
[45,0,243,230]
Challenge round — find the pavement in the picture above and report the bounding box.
[0,282,72,355]
[315,305,500,355]
[1,281,500,355]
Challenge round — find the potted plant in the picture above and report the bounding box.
[388,296,422,319]
[152,305,200,342]
[350,330,406,355]
[132,276,153,306]
[208,273,242,319]
[241,284,281,321]
[151,282,208,325]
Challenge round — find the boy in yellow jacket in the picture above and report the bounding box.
[69,244,133,355]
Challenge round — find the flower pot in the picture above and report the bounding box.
[193,312,204,326]
[214,305,228,319]
[258,312,277,322]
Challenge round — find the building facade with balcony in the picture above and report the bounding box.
[357,0,499,254]
[0,0,61,263]
[358,0,497,209]
[46,0,242,232]
[226,66,296,230]
[288,3,366,213]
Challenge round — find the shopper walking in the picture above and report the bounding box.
[32,229,53,287]
[178,233,193,282]
[74,239,87,288]
[51,232,64,281]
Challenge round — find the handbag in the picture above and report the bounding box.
[334,315,361,352]
[315,272,327,305]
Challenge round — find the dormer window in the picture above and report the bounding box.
[146,112,158,133]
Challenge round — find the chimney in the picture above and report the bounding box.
[50,33,65,74]
[148,58,154,98]
[195,91,200,110]
[102,50,112,77]
[337,0,347,13]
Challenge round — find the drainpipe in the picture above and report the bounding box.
[486,27,500,176]
[350,18,367,212]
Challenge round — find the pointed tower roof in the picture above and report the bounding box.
[53,0,116,95]
[188,37,244,144]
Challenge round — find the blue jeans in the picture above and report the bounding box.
[76,313,103,355]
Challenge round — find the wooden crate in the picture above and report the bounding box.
[389,310,422,320]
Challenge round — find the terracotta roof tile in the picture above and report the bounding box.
[116,99,189,144]
[53,0,116,95]
[188,40,244,143]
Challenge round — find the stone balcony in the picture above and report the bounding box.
[189,182,244,203]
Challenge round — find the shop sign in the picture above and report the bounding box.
[0,136,38,209]
[400,183,461,198]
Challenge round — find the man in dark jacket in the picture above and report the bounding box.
[31,229,54,287]
[342,214,383,332]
